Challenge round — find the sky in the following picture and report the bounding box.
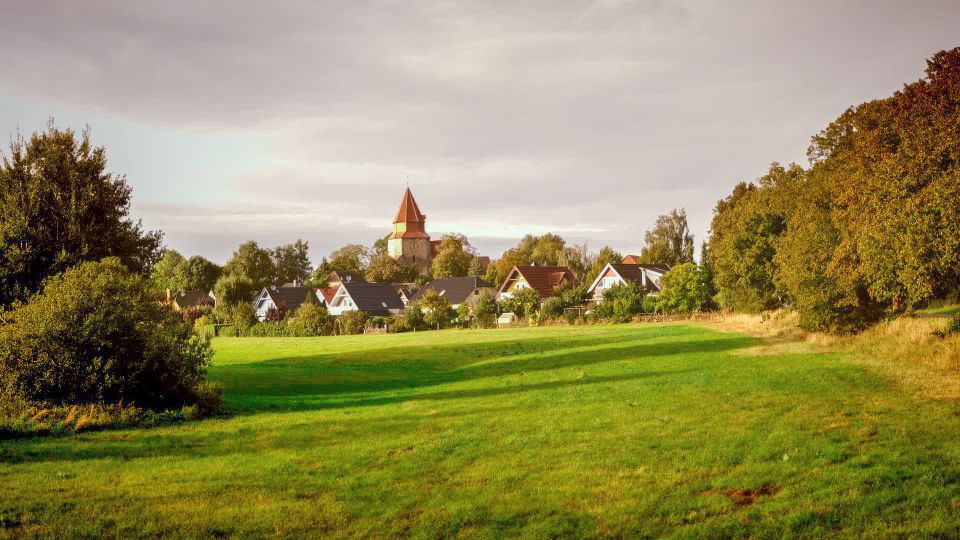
[1,1,958,264]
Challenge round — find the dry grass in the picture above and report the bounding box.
[698,310,960,401]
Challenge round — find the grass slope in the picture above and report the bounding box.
[2,324,960,538]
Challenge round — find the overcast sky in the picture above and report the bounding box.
[1,1,958,264]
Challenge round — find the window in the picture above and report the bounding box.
[602,277,618,288]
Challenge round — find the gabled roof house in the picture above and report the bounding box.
[165,290,214,311]
[498,265,574,300]
[253,284,317,321]
[586,263,671,300]
[327,282,405,316]
[409,277,495,308]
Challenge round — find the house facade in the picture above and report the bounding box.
[586,263,671,301]
[253,284,319,321]
[498,265,574,300]
[327,282,405,316]
[409,277,495,308]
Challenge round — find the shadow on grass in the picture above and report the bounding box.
[216,331,754,413]
[0,368,685,465]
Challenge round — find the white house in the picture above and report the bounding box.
[586,263,670,301]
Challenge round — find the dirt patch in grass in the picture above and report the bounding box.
[388,446,414,458]
[696,484,780,506]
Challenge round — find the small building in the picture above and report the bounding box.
[165,290,215,311]
[327,282,405,316]
[497,265,575,300]
[586,263,671,301]
[497,312,517,327]
[409,277,495,309]
[253,284,316,321]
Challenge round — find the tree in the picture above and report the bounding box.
[366,251,418,283]
[708,164,800,312]
[213,274,255,307]
[151,249,189,291]
[0,122,163,307]
[483,234,569,287]
[403,303,426,331]
[223,241,274,288]
[328,244,369,276]
[656,263,713,314]
[473,290,498,328]
[0,258,212,412]
[431,234,474,278]
[468,256,485,278]
[184,255,222,292]
[419,290,455,329]
[638,209,694,266]
[271,240,312,285]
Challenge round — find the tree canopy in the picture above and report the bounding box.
[0,122,162,307]
[638,209,694,266]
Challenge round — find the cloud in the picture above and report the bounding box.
[3,0,960,264]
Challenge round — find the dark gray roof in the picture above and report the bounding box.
[264,285,314,313]
[340,282,404,315]
[329,271,367,284]
[409,277,494,305]
[173,291,214,308]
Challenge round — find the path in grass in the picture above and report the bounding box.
[2,323,960,537]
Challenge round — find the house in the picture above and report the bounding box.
[497,265,574,300]
[327,282,405,316]
[253,284,316,321]
[586,263,671,301]
[316,287,337,306]
[392,284,417,306]
[408,277,495,308]
[165,290,215,311]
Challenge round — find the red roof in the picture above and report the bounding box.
[621,254,640,264]
[393,187,425,224]
[316,287,337,304]
[500,265,574,298]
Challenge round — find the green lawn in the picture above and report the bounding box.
[2,323,960,537]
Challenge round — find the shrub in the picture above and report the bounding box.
[500,287,541,319]
[593,282,646,323]
[287,303,334,336]
[231,302,257,334]
[656,262,714,314]
[0,258,214,413]
[264,299,289,322]
[934,313,960,338]
[182,303,213,326]
[420,290,455,329]
[403,304,426,331]
[473,290,498,329]
[244,322,290,337]
[541,297,565,319]
[338,310,368,335]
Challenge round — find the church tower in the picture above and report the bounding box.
[387,187,432,273]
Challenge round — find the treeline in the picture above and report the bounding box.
[706,48,960,332]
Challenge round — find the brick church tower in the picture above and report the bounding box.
[387,187,433,274]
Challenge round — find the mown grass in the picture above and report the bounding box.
[2,323,960,538]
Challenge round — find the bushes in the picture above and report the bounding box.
[656,263,714,314]
[339,310,368,335]
[473,291,498,328]
[0,258,214,414]
[593,282,646,323]
[288,303,334,336]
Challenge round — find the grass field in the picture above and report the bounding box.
[2,323,960,537]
